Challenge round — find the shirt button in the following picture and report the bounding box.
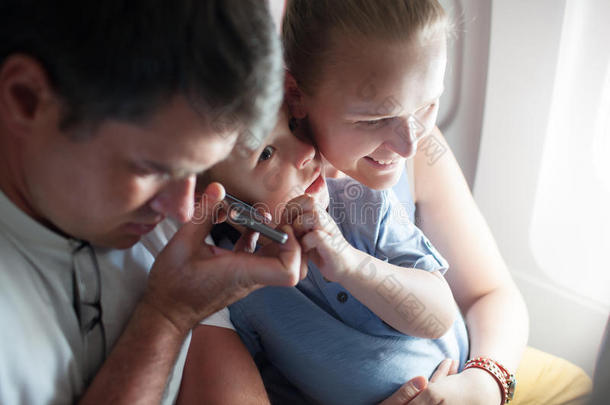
[337,291,348,303]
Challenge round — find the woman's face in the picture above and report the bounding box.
[303,35,447,190]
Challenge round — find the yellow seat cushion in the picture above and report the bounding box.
[512,346,592,405]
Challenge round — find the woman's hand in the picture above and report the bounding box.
[378,376,428,405]
[410,368,502,405]
[380,358,503,405]
[382,358,503,405]
[378,357,459,405]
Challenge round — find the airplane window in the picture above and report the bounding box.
[530,0,610,306]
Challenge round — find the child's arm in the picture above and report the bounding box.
[336,245,455,339]
[177,324,270,405]
[286,195,457,339]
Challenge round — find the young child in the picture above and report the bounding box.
[281,0,592,404]
[184,103,468,404]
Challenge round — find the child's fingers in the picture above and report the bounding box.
[301,229,343,269]
[291,209,336,238]
[301,229,327,253]
[280,194,316,227]
[290,211,316,236]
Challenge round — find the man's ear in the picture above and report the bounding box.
[0,55,58,137]
[284,70,307,119]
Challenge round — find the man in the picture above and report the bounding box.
[0,1,304,403]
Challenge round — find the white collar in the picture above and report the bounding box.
[0,189,74,262]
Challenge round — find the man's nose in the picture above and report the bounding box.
[149,174,197,223]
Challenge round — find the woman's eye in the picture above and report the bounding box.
[417,103,437,117]
[258,145,276,162]
[356,118,391,129]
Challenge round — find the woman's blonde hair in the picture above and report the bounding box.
[282,0,449,95]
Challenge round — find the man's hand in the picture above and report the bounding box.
[142,182,306,335]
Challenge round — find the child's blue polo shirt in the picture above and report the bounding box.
[228,177,469,405]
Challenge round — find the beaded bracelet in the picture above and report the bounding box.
[463,357,516,404]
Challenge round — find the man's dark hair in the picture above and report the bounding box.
[0,0,283,144]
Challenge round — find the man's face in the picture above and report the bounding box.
[25,96,237,249]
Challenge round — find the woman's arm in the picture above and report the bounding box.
[178,325,270,405]
[412,127,528,400]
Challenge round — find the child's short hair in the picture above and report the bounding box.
[282,0,449,95]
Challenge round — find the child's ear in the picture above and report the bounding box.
[284,70,307,119]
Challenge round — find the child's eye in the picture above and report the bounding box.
[258,145,276,162]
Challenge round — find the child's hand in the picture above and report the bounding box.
[281,194,355,282]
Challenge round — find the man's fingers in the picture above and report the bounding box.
[215,208,227,224]
[378,376,428,405]
[226,253,300,288]
[193,226,303,295]
[234,229,259,253]
[179,182,226,248]
[299,251,308,280]
[430,359,453,382]
[275,225,303,268]
[247,226,302,287]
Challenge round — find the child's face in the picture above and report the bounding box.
[209,107,329,225]
[303,35,447,190]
